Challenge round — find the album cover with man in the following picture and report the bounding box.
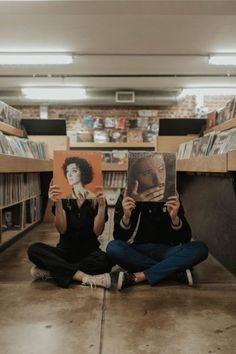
[127,152,176,202]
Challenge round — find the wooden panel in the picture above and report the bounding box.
[180,174,236,275]
[156,135,197,152]
[102,163,127,171]
[70,142,154,149]
[0,155,52,173]
[29,135,69,159]
[204,117,236,133]
[177,154,227,173]
[227,151,236,171]
[0,121,24,137]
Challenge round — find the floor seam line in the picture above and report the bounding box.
[98,288,107,354]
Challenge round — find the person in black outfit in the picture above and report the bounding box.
[28,158,112,289]
[106,190,208,290]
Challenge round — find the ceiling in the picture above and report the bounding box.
[1,0,236,104]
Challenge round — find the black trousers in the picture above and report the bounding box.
[28,242,113,288]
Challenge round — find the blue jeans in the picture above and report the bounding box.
[106,240,208,286]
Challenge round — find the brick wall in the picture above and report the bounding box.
[157,96,195,118]
[15,95,234,123]
[15,95,196,122]
[17,105,40,117]
[203,95,235,112]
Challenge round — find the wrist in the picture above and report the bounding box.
[98,203,106,210]
[171,217,183,230]
[171,216,180,226]
[120,215,131,230]
[122,215,130,226]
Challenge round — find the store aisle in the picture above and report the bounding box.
[0,219,235,354]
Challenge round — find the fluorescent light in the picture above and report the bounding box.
[0,53,72,65]
[178,87,236,99]
[209,55,236,65]
[22,88,87,100]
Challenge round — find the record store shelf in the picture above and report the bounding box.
[0,122,24,138]
[0,154,53,173]
[177,152,236,173]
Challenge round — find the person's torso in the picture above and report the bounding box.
[57,199,100,255]
[132,203,172,244]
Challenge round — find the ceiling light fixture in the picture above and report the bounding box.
[22,88,87,100]
[178,87,236,99]
[208,54,236,65]
[0,53,72,65]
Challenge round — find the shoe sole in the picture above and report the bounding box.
[117,271,124,291]
[30,266,52,280]
[104,273,111,289]
[186,269,193,286]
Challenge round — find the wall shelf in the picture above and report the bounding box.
[205,118,236,133]
[156,135,198,153]
[177,154,227,173]
[227,151,236,171]
[0,121,24,137]
[102,163,127,171]
[177,152,236,173]
[102,154,236,172]
[0,154,53,173]
[70,142,154,149]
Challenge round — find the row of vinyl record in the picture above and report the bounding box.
[24,196,41,226]
[72,116,159,130]
[206,97,236,129]
[0,100,22,129]
[68,128,157,144]
[0,173,41,208]
[103,171,127,188]
[177,127,236,160]
[2,196,41,232]
[0,132,48,160]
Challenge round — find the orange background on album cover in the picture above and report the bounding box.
[53,150,102,198]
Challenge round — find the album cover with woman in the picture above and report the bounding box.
[127,152,176,202]
[53,151,102,199]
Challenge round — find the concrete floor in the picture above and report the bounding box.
[0,211,236,354]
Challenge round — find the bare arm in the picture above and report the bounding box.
[48,181,67,234]
[93,191,107,237]
[121,189,136,226]
[164,191,192,243]
[113,190,138,241]
[164,192,181,225]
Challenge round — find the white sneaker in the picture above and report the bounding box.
[81,273,111,289]
[185,269,193,286]
[30,266,52,280]
[175,268,194,286]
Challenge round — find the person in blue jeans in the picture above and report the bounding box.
[106,190,208,290]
